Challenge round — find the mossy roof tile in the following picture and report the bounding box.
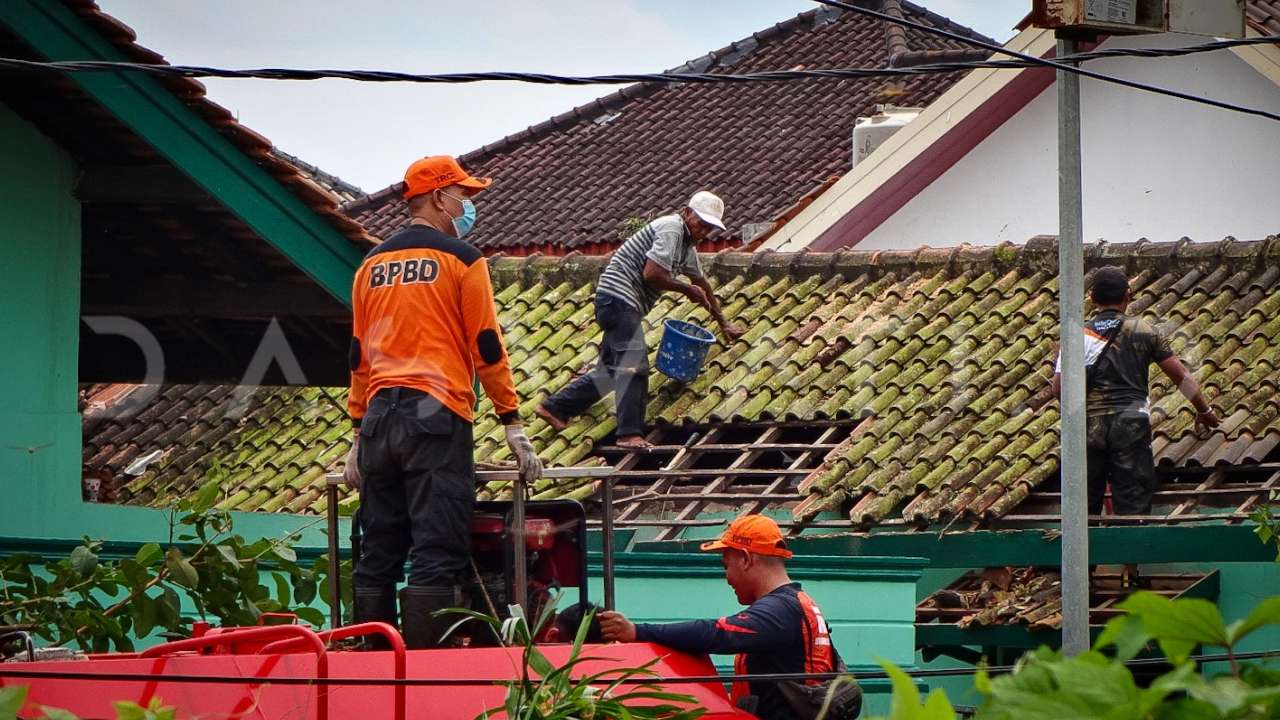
[83,239,1280,525]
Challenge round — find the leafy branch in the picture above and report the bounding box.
[0,466,350,654]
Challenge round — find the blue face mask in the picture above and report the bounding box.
[442,192,477,238]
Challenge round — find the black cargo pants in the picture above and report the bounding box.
[541,293,649,437]
[353,387,475,588]
[1086,410,1157,516]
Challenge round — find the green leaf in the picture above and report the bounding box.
[38,704,80,720]
[1152,698,1223,720]
[0,686,29,717]
[239,595,261,621]
[1096,614,1152,662]
[921,689,957,720]
[215,544,242,569]
[1227,596,1280,645]
[161,586,182,623]
[272,544,297,563]
[1190,675,1255,715]
[293,576,317,606]
[191,477,222,515]
[135,543,163,568]
[270,573,291,607]
[113,700,146,720]
[525,646,556,678]
[118,559,149,590]
[882,659,923,718]
[294,607,326,628]
[1117,593,1227,663]
[69,545,98,577]
[164,548,199,589]
[132,594,157,638]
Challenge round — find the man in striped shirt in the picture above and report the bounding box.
[536,191,744,449]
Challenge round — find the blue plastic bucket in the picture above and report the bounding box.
[655,319,716,382]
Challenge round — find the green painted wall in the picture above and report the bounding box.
[0,101,83,530]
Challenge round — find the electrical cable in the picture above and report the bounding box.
[0,35,1276,83]
[808,0,1280,123]
[1,648,1277,687]
[0,33,1275,123]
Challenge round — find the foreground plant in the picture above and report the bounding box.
[0,470,350,653]
[443,596,706,720]
[870,591,1280,720]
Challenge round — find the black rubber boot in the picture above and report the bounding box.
[352,585,398,650]
[399,585,469,650]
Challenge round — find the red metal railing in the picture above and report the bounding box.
[261,622,405,720]
[140,625,329,719]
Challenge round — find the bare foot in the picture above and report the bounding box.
[616,435,653,450]
[534,404,569,431]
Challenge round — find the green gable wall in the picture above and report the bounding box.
[0,101,83,528]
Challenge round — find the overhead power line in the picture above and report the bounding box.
[809,0,1280,123]
[0,35,1275,84]
[0,34,1276,121]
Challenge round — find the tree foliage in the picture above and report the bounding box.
[0,473,350,654]
[869,591,1280,720]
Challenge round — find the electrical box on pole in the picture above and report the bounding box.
[1032,0,1245,37]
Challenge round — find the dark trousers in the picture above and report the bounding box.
[1086,410,1156,516]
[353,387,475,588]
[542,293,649,437]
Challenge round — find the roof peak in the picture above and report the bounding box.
[342,0,996,219]
[489,235,1280,287]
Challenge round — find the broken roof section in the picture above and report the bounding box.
[87,237,1280,530]
[344,1,994,255]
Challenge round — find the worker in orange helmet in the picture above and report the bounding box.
[343,155,542,649]
[600,515,858,720]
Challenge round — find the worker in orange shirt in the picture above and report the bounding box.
[343,156,543,649]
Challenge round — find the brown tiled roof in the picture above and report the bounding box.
[86,237,1280,527]
[343,2,992,255]
[57,1,375,248]
[273,149,365,205]
[1247,0,1280,33]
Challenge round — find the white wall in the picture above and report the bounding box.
[859,33,1280,250]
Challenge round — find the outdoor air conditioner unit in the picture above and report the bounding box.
[851,105,922,170]
[1031,0,1244,37]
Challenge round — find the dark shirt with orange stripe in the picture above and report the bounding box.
[348,224,519,427]
[634,582,834,720]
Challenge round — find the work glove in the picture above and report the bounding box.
[343,435,361,491]
[505,425,544,484]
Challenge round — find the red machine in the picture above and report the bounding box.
[0,498,756,719]
[4,629,749,719]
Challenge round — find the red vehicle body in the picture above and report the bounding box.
[3,622,753,719]
[2,499,757,718]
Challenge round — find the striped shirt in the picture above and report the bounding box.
[596,214,704,313]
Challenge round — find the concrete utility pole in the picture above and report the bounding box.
[1057,34,1090,657]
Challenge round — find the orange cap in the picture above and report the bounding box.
[403,155,492,200]
[700,515,793,559]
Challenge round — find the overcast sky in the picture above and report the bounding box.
[100,1,1027,192]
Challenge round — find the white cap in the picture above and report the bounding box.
[688,190,726,231]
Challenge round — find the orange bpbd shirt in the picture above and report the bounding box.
[348,224,519,427]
